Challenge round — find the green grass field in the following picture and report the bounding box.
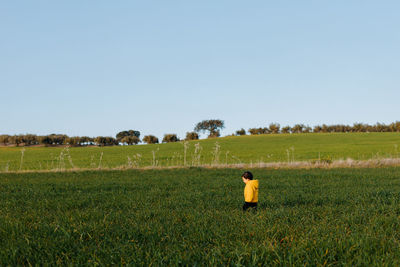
[0,132,399,172]
[1,167,400,265]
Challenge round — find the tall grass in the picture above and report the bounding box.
[98,151,103,169]
[19,148,25,171]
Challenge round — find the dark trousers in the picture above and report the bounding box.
[243,202,257,211]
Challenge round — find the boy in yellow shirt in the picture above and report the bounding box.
[242,171,259,211]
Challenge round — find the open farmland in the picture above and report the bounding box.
[1,167,400,265]
[0,132,399,172]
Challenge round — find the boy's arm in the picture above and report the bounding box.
[244,185,254,202]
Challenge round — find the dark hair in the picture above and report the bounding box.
[241,171,253,180]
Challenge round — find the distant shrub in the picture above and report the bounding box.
[185,132,199,140]
[248,127,268,135]
[66,137,81,147]
[116,130,140,143]
[38,136,52,146]
[291,124,306,134]
[143,135,159,144]
[79,136,94,146]
[303,126,312,133]
[352,123,368,133]
[389,121,400,132]
[248,128,257,135]
[94,136,118,146]
[21,134,38,146]
[313,125,322,133]
[121,136,140,145]
[235,129,246,136]
[268,123,280,134]
[162,134,179,143]
[281,126,291,134]
[9,135,23,146]
[47,134,68,145]
[0,135,10,146]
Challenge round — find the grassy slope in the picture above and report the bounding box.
[0,132,399,171]
[1,167,400,265]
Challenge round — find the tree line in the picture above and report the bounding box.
[0,120,399,147]
[0,119,220,147]
[242,122,400,135]
[0,131,201,147]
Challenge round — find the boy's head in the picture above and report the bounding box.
[242,171,253,183]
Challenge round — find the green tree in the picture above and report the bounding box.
[0,135,10,146]
[47,134,68,145]
[248,127,268,135]
[292,124,305,134]
[22,134,38,146]
[313,125,322,133]
[9,135,23,147]
[268,123,280,134]
[185,132,199,140]
[38,136,52,146]
[95,136,117,146]
[303,126,312,133]
[162,134,179,143]
[66,137,81,146]
[120,136,140,145]
[142,135,159,144]
[79,136,93,146]
[235,129,246,136]
[352,123,367,132]
[194,119,224,138]
[281,126,291,134]
[116,130,140,142]
[389,121,400,132]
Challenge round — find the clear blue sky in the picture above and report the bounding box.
[1,1,399,139]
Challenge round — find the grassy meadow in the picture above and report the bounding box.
[1,167,400,265]
[0,132,399,172]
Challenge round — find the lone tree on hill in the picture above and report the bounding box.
[194,119,225,138]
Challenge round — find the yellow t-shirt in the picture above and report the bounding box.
[244,180,259,203]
